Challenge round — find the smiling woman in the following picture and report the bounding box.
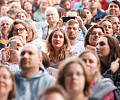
[0,64,16,100]
[46,28,71,69]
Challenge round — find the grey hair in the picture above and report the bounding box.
[8,2,21,10]
[0,16,13,26]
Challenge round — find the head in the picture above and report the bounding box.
[19,44,42,71]
[53,3,63,10]
[24,20,38,42]
[77,9,87,25]
[0,64,16,99]
[84,24,105,47]
[108,0,120,16]
[1,5,8,16]
[38,85,69,100]
[57,8,66,18]
[45,7,59,25]
[96,35,120,66]
[99,19,113,36]
[23,2,33,12]
[88,0,98,10]
[56,57,92,97]
[7,10,16,20]
[60,0,71,11]
[79,50,101,83]
[8,2,21,12]
[7,20,29,41]
[39,0,52,10]
[0,16,13,39]
[46,28,70,61]
[66,9,78,17]
[104,15,119,35]
[15,9,29,20]
[65,19,80,40]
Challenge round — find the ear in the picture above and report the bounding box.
[39,57,43,66]
[97,65,100,70]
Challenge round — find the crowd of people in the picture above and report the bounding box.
[0,0,120,100]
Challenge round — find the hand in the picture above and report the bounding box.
[75,16,85,30]
[110,58,120,73]
[85,45,96,51]
[65,50,78,58]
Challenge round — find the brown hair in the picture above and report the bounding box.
[7,20,29,39]
[56,57,92,97]
[38,85,69,100]
[46,28,71,61]
[77,8,86,18]
[84,24,105,47]
[0,64,16,99]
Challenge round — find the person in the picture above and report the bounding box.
[0,16,13,45]
[99,19,114,36]
[33,0,52,22]
[38,85,69,100]
[46,28,71,69]
[88,0,107,23]
[79,50,119,99]
[56,57,94,100]
[1,36,26,72]
[0,5,8,17]
[14,44,56,100]
[0,64,16,100]
[42,7,59,40]
[60,0,71,11]
[84,24,105,51]
[65,19,85,54]
[6,10,16,21]
[7,20,29,43]
[96,35,120,95]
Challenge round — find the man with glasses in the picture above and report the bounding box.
[88,0,107,23]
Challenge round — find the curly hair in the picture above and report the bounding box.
[46,28,71,61]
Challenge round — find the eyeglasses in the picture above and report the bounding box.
[0,75,11,80]
[12,28,26,34]
[90,31,103,36]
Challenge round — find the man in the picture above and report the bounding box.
[66,9,87,42]
[42,7,59,40]
[0,16,13,44]
[88,0,107,22]
[14,44,55,100]
[66,19,85,54]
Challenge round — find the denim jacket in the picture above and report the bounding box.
[14,66,56,100]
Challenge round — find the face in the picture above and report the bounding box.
[66,24,79,40]
[27,28,33,42]
[0,19,12,35]
[108,2,120,16]
[19,45,41,70]
[80,53,99,75]
[52,31,64,48]
[84,9,92,21]
[46,10,58,24]
[16,13,27,20]
[0,67,12,96]
[64,63,85,94]
[88,0,98,9]
[10,5,19,12]
[110,17,119,34]
[63,1,71,11]
[24,2,32,11]
[96,37,110,58]
[89,28,104,46]
[101,21,113,36]
[45,92,65,100]
[1,6,8,16]
[12,24,28,41]
[40,0,48,9]
[9,38,24,51]
[7,14,15,20]
[66,11,77,17]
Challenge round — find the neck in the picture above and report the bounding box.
[41,8,46,13]
[0,95,8,100]
[70,39,79,46]
[87,20,91,24]
[100,57,109,66]
[90,8,97,16]
[21,67,39,78]
[49,23,56,29]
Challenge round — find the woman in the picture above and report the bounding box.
[99,19,114,36]
[96,35,120,95]
[7,20,29,43]
[1,36,26,72]
[56,57,93,100]
[0,64,16,100]
[84,24,105,51]
[79,50,119,99]
[24,19,47,52]
[38,85,69,100]
[46,28,71,69]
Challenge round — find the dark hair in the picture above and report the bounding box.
[53,3,63,8]
[61,0,70,5]
[109,0,120,8]
[57,8,66,18]
[77,8,86,18]
[7,10,16,15]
